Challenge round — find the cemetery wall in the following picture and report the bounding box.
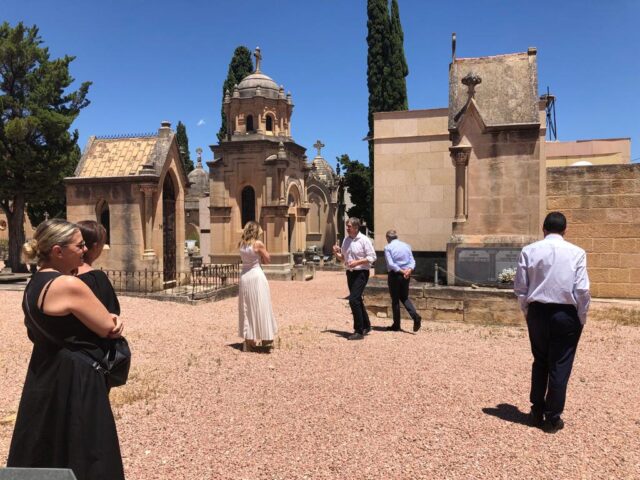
[547,163,640,298]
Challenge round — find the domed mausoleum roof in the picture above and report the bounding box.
[237,72,280,99]
[235,47,286,100]
[187,148,209,196]
[309,140,336,187]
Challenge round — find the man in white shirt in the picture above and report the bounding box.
[333,217,377,340]
[514,211,590,432]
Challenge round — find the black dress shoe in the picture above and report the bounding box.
[363,327,372,335]
[543,417,564,432]
[347,332,364,340]
[413,315,422,332]
[385,326,401,331]
[529,407,544,428]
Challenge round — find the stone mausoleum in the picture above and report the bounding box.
[208,48,311,280]
[65,122,189,285]
[373,38,634,298]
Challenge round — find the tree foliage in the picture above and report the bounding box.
[175,120,194,173]
[338,154,372,230]
[0,22,91,271]
[387,0,409,111]
[217,46,253,142]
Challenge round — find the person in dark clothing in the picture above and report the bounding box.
[76,220,120,315]
[8,219,125,480]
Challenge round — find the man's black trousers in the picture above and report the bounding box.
[346,270,371,334]
[387,271,419,329]
[526,301,583,421]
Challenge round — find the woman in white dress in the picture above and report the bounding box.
[238,221,277,352]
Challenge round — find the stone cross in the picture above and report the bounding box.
[254,47,262,73]
[313,139,325,157]
[43,211,49,221]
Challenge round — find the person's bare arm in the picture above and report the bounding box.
[39,276,120,338]
[254,240,271,264]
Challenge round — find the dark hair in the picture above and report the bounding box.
[77,220,107,250]
[543,211,567,234]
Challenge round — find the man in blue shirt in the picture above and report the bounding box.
[383,230,421,332]
[514,211,590,432]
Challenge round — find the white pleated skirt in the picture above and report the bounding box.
[238,267,277,341]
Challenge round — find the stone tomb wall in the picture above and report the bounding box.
[364,278,521,326]
[547,163,640,299]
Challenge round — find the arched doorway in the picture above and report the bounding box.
[241,186,256,227]
[163,175,176,284]
[287,185,301,252]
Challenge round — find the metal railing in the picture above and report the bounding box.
[100,263,240,300]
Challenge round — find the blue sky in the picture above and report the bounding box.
[3,0,639,168]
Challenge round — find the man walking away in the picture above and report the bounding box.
[333,217,377,340]
[383,230,421,332]
[514,211,590,432]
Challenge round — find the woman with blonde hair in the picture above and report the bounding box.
[238,221,277,352]
[7,219,125,480]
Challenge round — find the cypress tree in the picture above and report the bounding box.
[217,46,253,142]
[175,121,194,173]
[366,0,390,231]
[388,0,409,111]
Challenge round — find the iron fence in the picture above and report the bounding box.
[100,263,240,300]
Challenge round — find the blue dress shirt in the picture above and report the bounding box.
[384,239,416,273]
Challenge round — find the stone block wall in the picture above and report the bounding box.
[365,278,522,326]
[547,164,640,298]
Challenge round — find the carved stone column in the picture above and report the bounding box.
[449,144,472,222]
[140,185,157,258]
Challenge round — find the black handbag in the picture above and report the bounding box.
[83,338,131,388]
[23,278,131,388]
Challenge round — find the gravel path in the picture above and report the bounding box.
[1,271,639,479]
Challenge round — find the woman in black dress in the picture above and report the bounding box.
[76,220,120,315]
[7,219,125,480]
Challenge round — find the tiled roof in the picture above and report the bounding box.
[75,136,159,177]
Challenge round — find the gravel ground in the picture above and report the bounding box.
[1,271,639,479]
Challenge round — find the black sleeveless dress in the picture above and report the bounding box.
[7,271,125,480]
[78,269,120,315]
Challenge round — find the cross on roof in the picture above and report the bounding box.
[254,46,262,73]
[313,139,325,157]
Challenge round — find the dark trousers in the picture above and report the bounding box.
[346,270,371,334]
[526,302,583,420]
[387,271,419,328]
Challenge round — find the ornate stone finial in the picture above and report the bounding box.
[313,139,325,157]
[224,89,231,103]
[461,72,482,98]
[254,46,262,73]
[196,147,203,167]
[233,84,239,98]
[277,141,287,160]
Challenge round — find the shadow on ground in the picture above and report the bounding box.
[482,403,531,427]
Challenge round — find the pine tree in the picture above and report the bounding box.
[217,46,253,142]
[388,0,409,111]
[0,22,91,272]
[175,121,194,173]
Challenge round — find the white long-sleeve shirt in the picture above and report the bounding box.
[341,232,376,271]
[514,233,591,324]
